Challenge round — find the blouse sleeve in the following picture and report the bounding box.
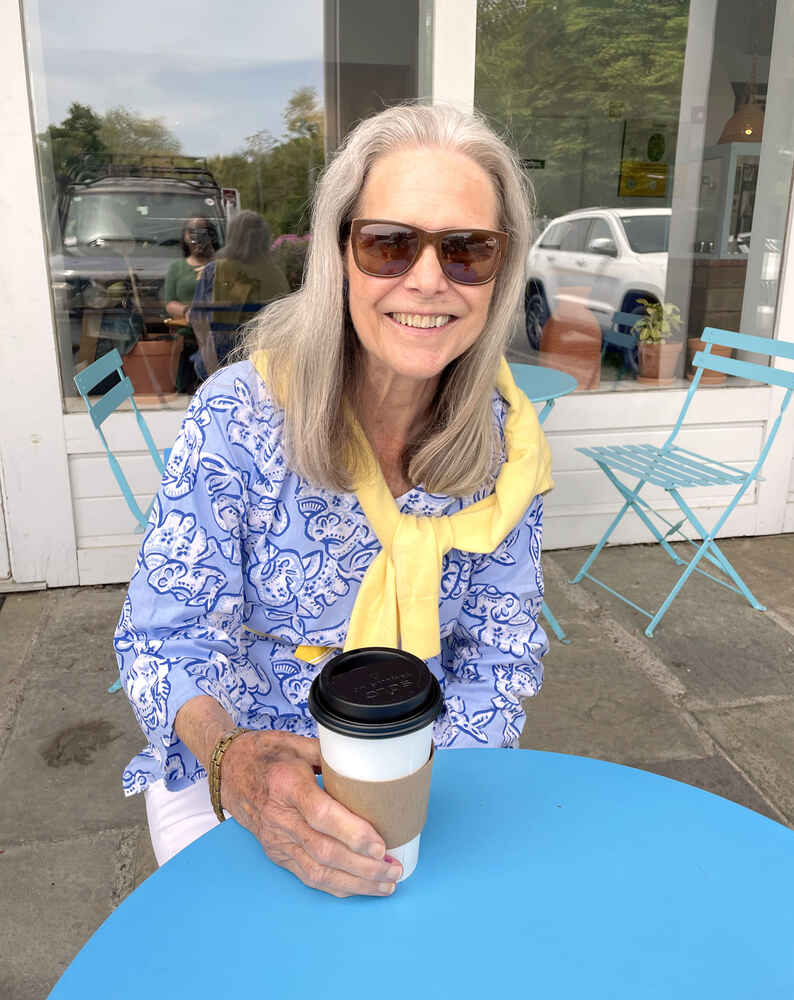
[113,373,252,792]
[435,493,548,749]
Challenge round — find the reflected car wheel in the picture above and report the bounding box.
[525,288,549,352]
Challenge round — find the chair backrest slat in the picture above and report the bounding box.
[89,377,134,427]
[604,330,636,349]
[692,351,794,390]
[73,348,166,531]
[612,310,641,329]
[73,348,125,393]
[702,326,794,362]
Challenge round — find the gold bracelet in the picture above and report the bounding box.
[208,727,248,823]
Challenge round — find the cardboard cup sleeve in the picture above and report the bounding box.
[320,745,435,850]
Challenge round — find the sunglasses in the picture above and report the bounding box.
[350,219,509,286]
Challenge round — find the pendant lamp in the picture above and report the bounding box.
[719,52,765,144]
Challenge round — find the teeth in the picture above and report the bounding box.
[390,313,451,329]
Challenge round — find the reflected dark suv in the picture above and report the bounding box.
[50,160,227,363]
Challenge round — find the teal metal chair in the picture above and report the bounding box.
[75,348,171,694]
[510,362,578,643]
[601,309,641,382]
[571,327,794,636]
[73,348,169,533]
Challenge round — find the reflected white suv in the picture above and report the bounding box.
[525,207,670,349]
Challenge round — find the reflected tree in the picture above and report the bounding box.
[475,0,690,216]
[209,86,325,237]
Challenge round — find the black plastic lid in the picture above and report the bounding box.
[308,647,443,739]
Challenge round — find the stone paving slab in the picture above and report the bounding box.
[551,544,794,705]
[0,592,50,757]
[521,615,707,764]
[692,699,794,824]
[0,831,135,1000]
[0,586,147,845]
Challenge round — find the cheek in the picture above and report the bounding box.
[465,285,496,326]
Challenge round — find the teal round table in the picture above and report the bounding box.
[49,750,794,999]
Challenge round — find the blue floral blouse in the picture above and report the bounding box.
[114,360,548,797]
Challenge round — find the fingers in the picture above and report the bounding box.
[279,841,400,899]
[295,767,387,859]
[222,731,403,897]
[289,810,402,885]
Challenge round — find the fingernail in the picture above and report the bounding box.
[367,843,385,860]
[383,854,397,864]
[386,864,402,880]
[378,882,396,895]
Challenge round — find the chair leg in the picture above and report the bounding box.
[644,491,765,636]
[669,491,765,611]
[571,469,652,583]
[600,467,686,565]
[541,601,571,644]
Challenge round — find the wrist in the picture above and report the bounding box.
[208,727,252,822]
[174,695,235,771]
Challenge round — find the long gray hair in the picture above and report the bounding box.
[243,103,533,495]
[218,210,272,263]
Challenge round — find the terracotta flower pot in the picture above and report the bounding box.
[123,338,177,396]
[539,287,601,390]
[637,341,682,385]
[686,338,733,384]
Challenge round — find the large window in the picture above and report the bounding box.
[26,0,425,404]
[476,0,793,390]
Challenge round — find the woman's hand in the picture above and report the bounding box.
[220,730,403,897]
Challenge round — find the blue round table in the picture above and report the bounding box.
[49,750,794,998]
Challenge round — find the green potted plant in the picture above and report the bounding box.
[634,298,683,384]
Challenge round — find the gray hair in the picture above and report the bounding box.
[242,102,534,495]
[218,210,273,263]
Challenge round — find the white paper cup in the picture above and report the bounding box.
[316,721,434,879]
[308,647,443,882]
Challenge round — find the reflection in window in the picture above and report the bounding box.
[620,214,670,254]
[27,0,330,401]
[477,0,790,390]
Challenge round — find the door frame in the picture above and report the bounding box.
[0,0,78,587]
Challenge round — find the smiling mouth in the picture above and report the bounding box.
[387,312,454,329]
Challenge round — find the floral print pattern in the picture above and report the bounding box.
[115,361,548,796]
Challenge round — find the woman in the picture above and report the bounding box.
[116,104,552,898]
[163,217,220,392]
[188,210,289,379]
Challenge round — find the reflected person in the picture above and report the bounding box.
[189,210,289,379]
[164,217,220,392]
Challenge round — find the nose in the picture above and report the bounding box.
[404,244,449,296]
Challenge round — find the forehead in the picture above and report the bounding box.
[357,147,499,231]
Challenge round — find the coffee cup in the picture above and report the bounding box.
[308,647,443,880]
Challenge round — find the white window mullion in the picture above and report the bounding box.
[431,0,477,112]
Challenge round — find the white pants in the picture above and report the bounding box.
[144,777,227,866]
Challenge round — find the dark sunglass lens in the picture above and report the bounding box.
[441,231,500,284]
[356,224,419,276]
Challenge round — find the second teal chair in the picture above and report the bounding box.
[572,327,794,636]
[73,348,170,533]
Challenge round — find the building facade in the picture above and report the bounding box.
[1,0,793,590]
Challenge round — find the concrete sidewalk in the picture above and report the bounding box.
[2,535,794,999]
